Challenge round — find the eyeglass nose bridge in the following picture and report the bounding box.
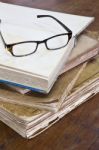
[37,39,48,49]
[37,38,47,44]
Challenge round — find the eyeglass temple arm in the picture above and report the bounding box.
[37,15,72,34]
[0,19,6,48]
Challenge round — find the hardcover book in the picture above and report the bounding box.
[0,2,94,93]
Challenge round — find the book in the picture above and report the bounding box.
[0,2,94,93]
[0,58,98,139]
[3,34,99,94]
[60,34,99,74]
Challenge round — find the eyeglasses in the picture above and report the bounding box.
[0,15,72,57]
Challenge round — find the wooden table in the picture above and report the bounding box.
[0,0,99,150]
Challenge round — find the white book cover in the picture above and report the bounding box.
[0,2,94,93]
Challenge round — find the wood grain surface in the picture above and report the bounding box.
[0,0,99,150]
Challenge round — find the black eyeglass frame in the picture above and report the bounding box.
[0,15,72,57]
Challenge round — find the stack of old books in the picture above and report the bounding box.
[0,2,99,139]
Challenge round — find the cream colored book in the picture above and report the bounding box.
[0,2,94,93]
